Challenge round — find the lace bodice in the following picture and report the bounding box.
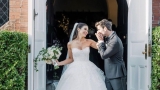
[71,47,90,61]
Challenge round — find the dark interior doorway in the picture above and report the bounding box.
[46,0,128,85]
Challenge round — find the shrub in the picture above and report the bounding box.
[0,30,28,90]
[151,26,160,90]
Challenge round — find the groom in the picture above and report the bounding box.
[95,19,127,90]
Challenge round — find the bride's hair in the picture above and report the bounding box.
[73,23,88,40]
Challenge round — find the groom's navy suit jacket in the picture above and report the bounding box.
[98,31,127,79]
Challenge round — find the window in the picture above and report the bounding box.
[0,0,9,27]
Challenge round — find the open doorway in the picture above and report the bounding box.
[46,0,128,87]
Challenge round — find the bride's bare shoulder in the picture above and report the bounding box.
[67,41,72,46]
[67,40,75,47]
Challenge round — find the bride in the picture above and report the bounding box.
[54,23,107,90]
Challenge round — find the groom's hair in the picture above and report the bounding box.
[95,19,112,31]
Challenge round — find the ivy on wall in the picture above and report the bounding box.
[0,30,28,90]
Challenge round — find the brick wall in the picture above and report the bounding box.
[153,0,160,27]
[0,0,159,32]
[0,0,28,32]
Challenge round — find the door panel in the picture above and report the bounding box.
[127,0,151,90]
[33,0,46,90]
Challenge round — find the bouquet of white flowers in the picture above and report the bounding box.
[34,45,62,71]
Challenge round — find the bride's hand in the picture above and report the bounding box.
[52,60,61,66]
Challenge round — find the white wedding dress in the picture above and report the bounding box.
[55,47,107,90]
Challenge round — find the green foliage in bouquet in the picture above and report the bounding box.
[34,45,62,72]
[0,30,28,90]
[151,26,160,90]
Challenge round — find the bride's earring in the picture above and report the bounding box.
[78,29,80,32]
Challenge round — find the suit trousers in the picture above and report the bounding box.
[105,76,127,90]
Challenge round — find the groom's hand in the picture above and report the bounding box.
[95,32,104,42]
[95,32,104,50]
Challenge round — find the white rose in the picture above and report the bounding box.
[46,60,52,64]
[47,48,53,54]
[48,54,52,59]
[56,51,61,59]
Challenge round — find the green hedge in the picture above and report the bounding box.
[151,26,160,90]
[0,31,28,90]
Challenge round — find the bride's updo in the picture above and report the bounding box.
[73,23,88,40]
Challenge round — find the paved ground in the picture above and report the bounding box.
[46,80,59,90]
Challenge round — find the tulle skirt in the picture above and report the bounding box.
[55,60,107,90]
